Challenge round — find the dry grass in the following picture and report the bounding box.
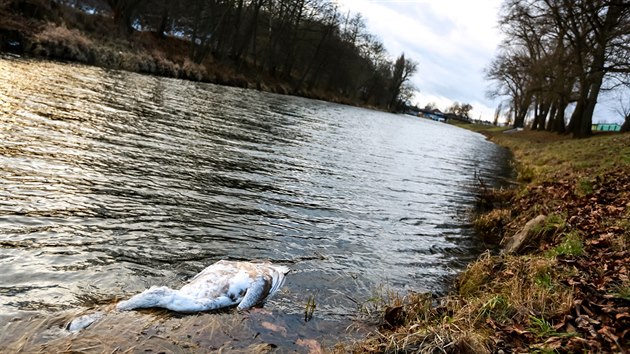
[336,253,575,353]
[341,130,629,353]
[26,22,208,81]
[459,254,574,319]
[32,23,93,62]
[448,121,511,134]
[334,291,494,354]
[473,208,511,239]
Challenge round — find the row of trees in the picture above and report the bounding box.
[423,101,473,119]
[59,0,418,112]
[486,0,630,137]
[445,101,473,118]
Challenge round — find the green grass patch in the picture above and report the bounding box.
[479,295,511,323]
[546,231,584,257]
[528,315,578,340]
[449,122,510,133]
[575,178,594,196]
[528,315,555,338]
[530,213,566,241]
[534,271,553,290]
[611,280,630,301]
[483,131,630,183]
[518,164,536,182]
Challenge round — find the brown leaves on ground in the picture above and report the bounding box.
[491,168,630,352]
[345,159,630,353]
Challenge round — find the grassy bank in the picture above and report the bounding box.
[337,129,629,353]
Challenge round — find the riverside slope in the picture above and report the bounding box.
[337,128,629,353]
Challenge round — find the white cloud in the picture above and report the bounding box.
[335,0,504,121]
[335,0,625,124]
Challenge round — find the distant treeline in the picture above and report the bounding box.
[2,0,418,111]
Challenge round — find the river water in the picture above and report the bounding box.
[0,56,511,350]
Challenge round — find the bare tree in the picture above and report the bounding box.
[387,53,418,112]
[493,102,503,126]
[424,102,438,111]
[446,101,473,117]
[460,103,473,118]
[488,0,630,137]
[486,49,532,128]
[556,0,630,138]
[105,0,141,33]
[613,93,630,132]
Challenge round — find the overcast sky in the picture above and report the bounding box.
[335,0,623,123]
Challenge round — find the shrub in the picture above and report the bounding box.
[32,23,93,62]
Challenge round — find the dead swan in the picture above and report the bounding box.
[116,260,289,312]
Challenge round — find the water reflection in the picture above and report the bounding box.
[0,56,511,345]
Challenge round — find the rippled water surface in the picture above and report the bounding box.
[0,57,511,349]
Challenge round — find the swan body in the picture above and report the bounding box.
[116,260,289,312]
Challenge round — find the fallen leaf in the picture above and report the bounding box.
[296,338,323,354]
[260,321,288,337]
[615,313,630,320]
[597,326,619,344]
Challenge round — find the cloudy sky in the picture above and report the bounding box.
[335,0,622,123]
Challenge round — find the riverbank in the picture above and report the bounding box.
[0,0,356,106]
[337,128,629,353]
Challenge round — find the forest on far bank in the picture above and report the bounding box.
[0,0,418,112]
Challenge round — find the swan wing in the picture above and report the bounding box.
[267,264,289,296]
[237,275,271,310]
[237,264,289,310]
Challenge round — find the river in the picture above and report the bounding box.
[0,56,511,351]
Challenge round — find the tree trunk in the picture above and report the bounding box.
[538,101,550,130]
[532,101,550,131]
[297,23,333,90]
[233,0,264,65]
[549,96,567,133]
[546,101,557,131]
[513,91,532,128]
[568,2,623,138]
[156,1,170,37]
[532,102,540,130]
[567,75,589,136]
